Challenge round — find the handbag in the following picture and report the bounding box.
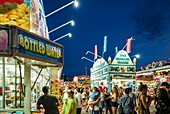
[118,96,129,114]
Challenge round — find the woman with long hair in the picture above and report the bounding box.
[137,83,153,114]
[103,87,112,114]
[112,87,119,114]
[155,88,170,114]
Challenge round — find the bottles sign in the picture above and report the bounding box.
[18,30,63,64]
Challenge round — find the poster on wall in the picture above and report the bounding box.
[0,0,49,39]
[0,0,30,30]
[30,0,49,39]
[0,29,8,52]
[30,0,39,34]
[38,0,49,38]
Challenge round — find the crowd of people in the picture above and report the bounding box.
[36,82,170,114]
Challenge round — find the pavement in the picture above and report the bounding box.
[81,101,156,114]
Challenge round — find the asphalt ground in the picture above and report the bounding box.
[81,101,156,114]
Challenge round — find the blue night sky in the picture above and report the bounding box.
[43,0,170,76]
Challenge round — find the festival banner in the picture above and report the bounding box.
[115,47,118,55]
[103,36,107,54]
[126,38,132,53]
[94,45,97,60]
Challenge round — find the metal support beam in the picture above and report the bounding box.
[46,77,50,85]
[31,68,43,91]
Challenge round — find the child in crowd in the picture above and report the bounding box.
[85,87,100,112]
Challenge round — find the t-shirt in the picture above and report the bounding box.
[120,95,134,114]
[82,92,86,99]
[63,92,68,103]
[100,92,105,101]
[129,92,136,107]
[66,98,77,114]
[75,93,82,108]
[37,94,59,114]
[89,92,100,101]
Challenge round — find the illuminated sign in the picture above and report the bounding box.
[112,50,133,65]
[110,66,135,72]
[18,31,63,63]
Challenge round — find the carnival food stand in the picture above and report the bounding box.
[90,50,136,92]
[90,58,110,89]
[0,0,64,113]
[0,25,64,114]
[110,50,136,91]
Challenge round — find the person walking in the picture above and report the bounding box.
[63,86,70,114]
[118,88,134,114]
[111,87,119,114]
[37,86,59,114]
[75,88,82,114]
[129,88,137,112]
[103,87,112,114]
[66,90,77,114]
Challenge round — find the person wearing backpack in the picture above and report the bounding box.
[118,88,134,114]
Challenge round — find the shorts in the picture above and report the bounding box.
[112,102,119,107]
[104,102,112,108]
[99,101,104,109]
[89,109,99,114]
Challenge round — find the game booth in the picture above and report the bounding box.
[137,61,170,95]
[0,0,64,114]
[90,50,136,92]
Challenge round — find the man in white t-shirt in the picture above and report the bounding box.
[75,88,82,114]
